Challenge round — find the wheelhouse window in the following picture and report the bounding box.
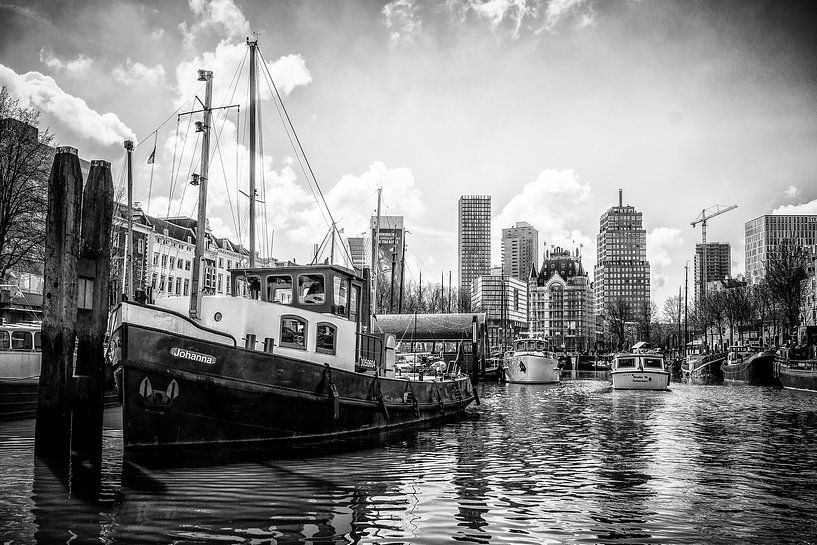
[0,331,9,349]
[298,274,325,305]
[280,316,307,350]
[644,358,663,369]
[350,285,360,323]
[34,332,42,351]
[12,331,32,350]
[316,322,337,355]
[333,276,349,315]
[267,275,293,304]
[617,358,636,368]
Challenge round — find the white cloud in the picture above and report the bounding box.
[383,0,422,42]
[113,59,167,87]
[269,55,312,96]
[783,185,800,199]
[181,0,250,48]
[646,227,683,290]
[38,49,93,76]
[0,64,136,148]
[470,0,530,37]
[772,199,817,216]
[494,169,594,269]
[543,0,595,31]
[150,28,165,40]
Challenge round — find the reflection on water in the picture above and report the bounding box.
[2,381,817,544]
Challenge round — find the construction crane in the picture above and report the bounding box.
[690,204,737,301]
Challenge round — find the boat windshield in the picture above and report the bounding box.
[298,274,325,304]
[644,358,663,369]
[617,357,636,368]
[267,274,293,304]
[527,340,536,351]
[537,340,546,351]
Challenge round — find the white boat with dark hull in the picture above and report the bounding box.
[610,343,670,390]
[0,323,42,419]
[503,338,560,384]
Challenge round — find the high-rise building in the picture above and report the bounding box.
[471,272,528,349]
[694,242,731,302]
[345,236,367,274]
[745,214,817,284]
[528,247,594,352]
[458,195,491,311]
[502,221,538,281]
[593,190,650,321]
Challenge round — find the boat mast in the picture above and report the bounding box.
[248,37,257,268]
[371,187,382,315]
[124,139,134,300]
[189,68,213,320]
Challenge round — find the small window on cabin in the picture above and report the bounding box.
[12,331,32,350]
[280,316,307,349]
[34,332,42,351]
[537,340,546,351]
[298,274,325,305]
[644,358,662,369]
[617,358,636,368]
[527,340,536,351]
[267,275,293,304]
[350,285,360,323]
[0,331,9,350]
[316,323,337,354]
[334,276,349,314]
[247,275,261,299]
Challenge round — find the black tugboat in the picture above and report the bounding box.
[774,326,817,392]
[722,343,777,385]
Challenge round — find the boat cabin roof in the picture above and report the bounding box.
[228,264,365,319]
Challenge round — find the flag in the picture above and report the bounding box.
[147,147,155,164]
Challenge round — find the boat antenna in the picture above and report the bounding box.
[189,68,213,320]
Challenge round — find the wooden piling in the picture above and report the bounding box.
[35,147,83,458]
[72,160,114,459]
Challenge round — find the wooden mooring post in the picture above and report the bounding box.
[35,148,114,461]
[35,147,83,457]
[72,160,114,460]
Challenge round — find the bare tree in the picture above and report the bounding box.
[605,298,632,352]
[762,239,809,341]
[0,87,54,280]
[724,284,753,344]
[636,299,658,343]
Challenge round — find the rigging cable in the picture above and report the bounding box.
[145,131,158,215]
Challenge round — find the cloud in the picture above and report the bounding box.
[383,0,422,42]
[181,0,250,48]
[0,64,136,148]
[494,169,594,269]
[772,199,817,215]
[38,49,93,76]
[646,227,683,290]
[150,28,165,40]
[174,41,312,107]
[113,59,167,87]
[543,0,595,31]
[783,185,799,199]
[469,0,531,37]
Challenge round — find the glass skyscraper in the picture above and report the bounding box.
[458,195,491,311]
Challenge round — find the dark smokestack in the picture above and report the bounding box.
[618,188,622,207]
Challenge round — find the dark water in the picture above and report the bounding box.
[2,380,817,544]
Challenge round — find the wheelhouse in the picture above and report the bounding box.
[229,264,364,324]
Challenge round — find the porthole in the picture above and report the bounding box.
[214,312,223,322]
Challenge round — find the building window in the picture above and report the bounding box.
[186,260,191,271]
[170,256,175,269]
[183,279,189,296]
[316,322,337,355]
[218,258,224,268]
[153,252,158,266]
[176,278,182,295]
[161,255,167,267]
[280,315,307,350]
[217,273,223,293]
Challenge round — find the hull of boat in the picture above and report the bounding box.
[116,322,476,450]
[723,352,776,385]
[504,354,559,384]
[684,354,726,380]
[611,370,670,390]
[774,357,817,392]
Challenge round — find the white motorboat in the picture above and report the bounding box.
[503,338,560,384]
[610,342,670,390]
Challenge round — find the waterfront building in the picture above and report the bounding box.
[593,190,650,348]
[528,247,595,352]
[745,214,817,284]
[458,195,492,311]
[502,221,538,281]
[471,272,527,349]
[694,242,731,303]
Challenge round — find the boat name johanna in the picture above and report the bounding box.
[170,347,216,365]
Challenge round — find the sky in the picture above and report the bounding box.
[1,0,816,310]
